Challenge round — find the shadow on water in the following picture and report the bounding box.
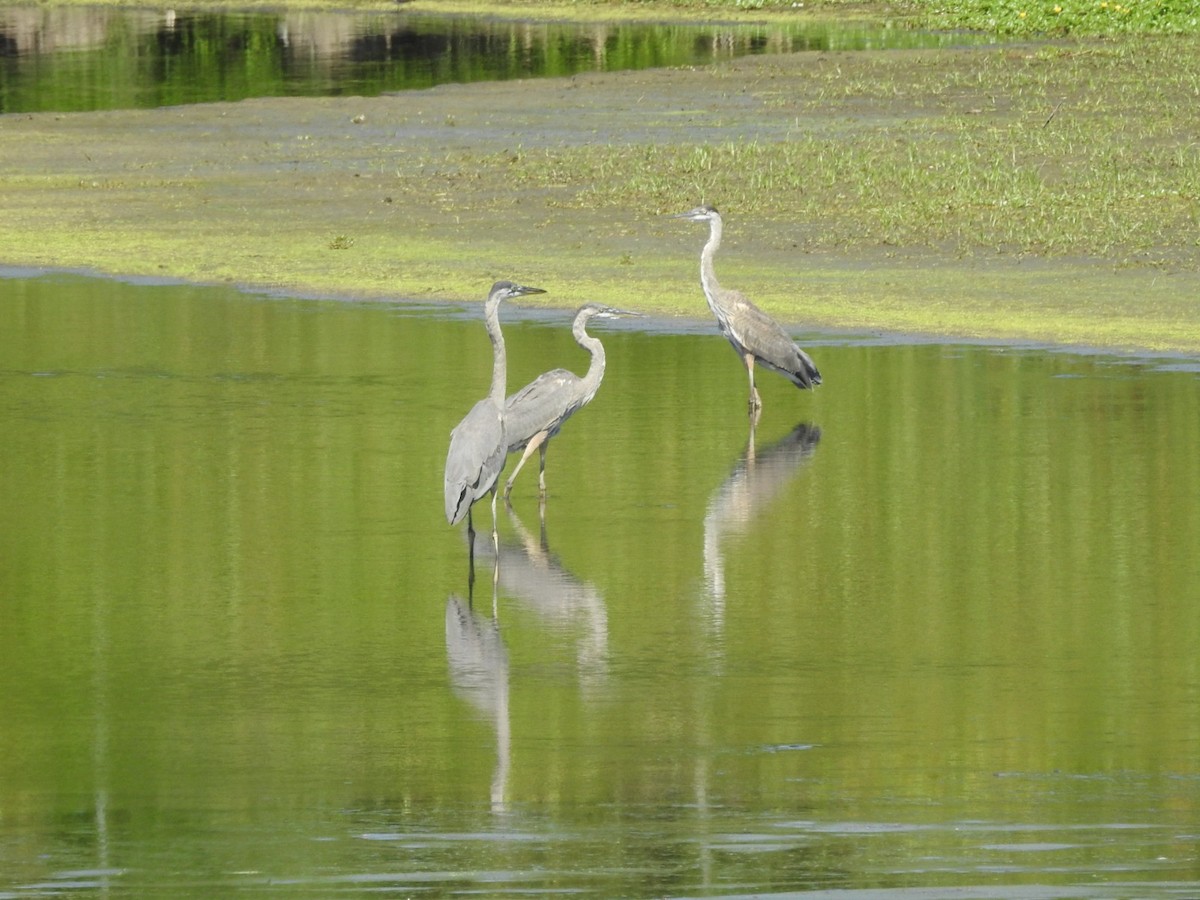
[0,6,1001,113]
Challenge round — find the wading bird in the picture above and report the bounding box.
[671,205,821,414]
[444,280,546,555]
[502,303,640,500]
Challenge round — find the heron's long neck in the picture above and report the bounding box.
[699,217,723,315]
[484,297,507,405]
[575,322,606,398]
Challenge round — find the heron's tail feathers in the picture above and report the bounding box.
[794,347,822,390]
[446,484,470,525]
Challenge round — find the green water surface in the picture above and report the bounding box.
[1,273,1198,896]
[0,6,998,113]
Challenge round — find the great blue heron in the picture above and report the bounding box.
[671,205,821,414]
[501,303,640,500]
[444,280,546,552]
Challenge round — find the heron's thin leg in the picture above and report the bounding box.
[504,431,547,498]
[537,441,549,499]
[467,508,477,589]
[744,352,762,413]
[489,487,500,551]
[489,489,501,593]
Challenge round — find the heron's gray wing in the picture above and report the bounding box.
[504,369,583,451]
[721,289,821,389]
[444,398,506,524]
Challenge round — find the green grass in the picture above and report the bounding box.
[431,0,1200,34]
[501,42,1200,268]
[907,0,1200,36]
[508,135,1200,264]
[2,23,1198,351]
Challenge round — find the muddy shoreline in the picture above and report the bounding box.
[2,46,1198,353]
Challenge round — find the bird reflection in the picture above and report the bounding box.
[445,586,510,814]
[702,421,822,627]
[482,504,610,689]
[445,507,610,814]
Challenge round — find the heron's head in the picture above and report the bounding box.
[669,205,720,223]
[489,280,548,302]
[576,303,645,324]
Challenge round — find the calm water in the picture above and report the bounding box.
[0,7,997,113]
[1,271,1198,896]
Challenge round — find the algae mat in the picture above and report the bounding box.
[1,44,1198,352]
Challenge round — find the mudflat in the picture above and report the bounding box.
[2,39,1198,352]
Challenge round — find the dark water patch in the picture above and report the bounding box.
[0,6,999,113]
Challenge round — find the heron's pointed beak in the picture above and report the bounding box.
[668,206,714,221]
[515,285,547,296]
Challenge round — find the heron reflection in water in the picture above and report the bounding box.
[703,421,822,630]
[475,504,609,688]
[445,503,612,814]
[446,580,510,814]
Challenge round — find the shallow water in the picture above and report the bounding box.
[1,272,1199,896]
[0,6,998,113]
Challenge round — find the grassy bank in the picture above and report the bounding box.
[1,11,1198,351]
[507,43,1200,267]
[909,0,1200,36]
